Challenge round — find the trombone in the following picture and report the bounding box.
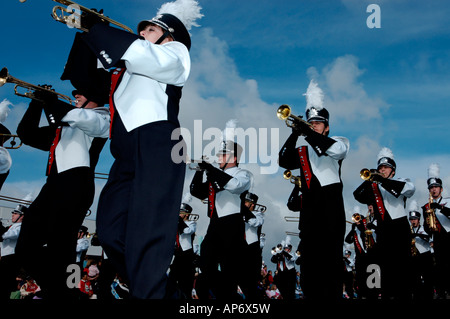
[0,67,74,105]
[20,0,134,33]
[284,216,299,222]
[94,172,109,180]
[277,104,312,130]
[285,231,299,237]
[283,169,301,187]
[0,194,32,206]
[0,134,22,149]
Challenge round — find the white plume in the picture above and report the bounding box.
[223,119,238,142]
[353,206,361,215]
[428,163,440,178]
[0,146,11,174]
[182,192,192,204]
[377,147,394,160]
[23,192,34,203]
[408,199,419,212]
[303,79,324,111]
[284,235,292,247]
[0,99,11,123]
[157,0,203,30]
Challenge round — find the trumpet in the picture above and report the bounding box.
[352,213,362,223]
[20,0,134,33]
[179,212,199,221]
[283,169,301,187]
[0,67,74,105]
[253,204,267,213]
[277,104,312,130]
[0,134,22,149]
[187,156,210,171]
[360,168,384,182]
[425,192,438,232]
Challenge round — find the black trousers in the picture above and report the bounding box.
[170,248,196,298]
[240,241,263,299]
[377,216,412,299]
[431,231,450,297]
[298,183,346,300]
[199,213,246,300]
[0,254,20,299]
[96,114,185,299]
[15,167,95,298]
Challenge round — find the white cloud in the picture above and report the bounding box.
[307,55,390,126]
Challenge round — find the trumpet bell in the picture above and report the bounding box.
[360,168,383,182]
[352,213,362,223]
[277,104,291,121]
[283,169,301,187]
[276,104,312,129]
[283,169,292,180]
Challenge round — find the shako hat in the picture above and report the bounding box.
[180,192,193,214]
[216,119,243,162]
[427,163,442,189]
[137,0,203,50]
[12,204,27,215]
[377,147,396,171]
[408,200,421,219]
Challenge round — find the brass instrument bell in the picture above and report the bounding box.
[277,104,312,129]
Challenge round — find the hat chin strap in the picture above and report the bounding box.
[80,100,90,109]
[155,30,172,45]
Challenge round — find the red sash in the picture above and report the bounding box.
[354,232,363,254]
[208,182,215,218]
[371,182,386,221]
[108,68,126,138]
[298,146,312,189]
[47,126,62,176]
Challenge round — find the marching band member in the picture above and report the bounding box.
[0,102,12,190]
[71,0,203,299]
[344,206,375,299]
[190,120,252,299]
[278,80,349,300]
[270,236,297,299]
[0,204,26,299]
[240,191,265,299]
[343,250,355,299]
[76,225,90,266]
[169,193,197,299]
[408,201,433,299]
[421,163,450,298]
[353,147,415,299]
[14,76,110,298]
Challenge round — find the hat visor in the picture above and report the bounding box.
[307,116,327,123]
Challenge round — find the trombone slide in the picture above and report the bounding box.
[50,0,134,33]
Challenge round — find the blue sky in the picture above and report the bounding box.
[1,0,450,263]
